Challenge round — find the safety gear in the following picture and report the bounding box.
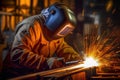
[3,16,81,78]
[47,57,64,69]
[41,3,77,40]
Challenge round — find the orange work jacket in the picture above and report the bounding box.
[3,14,80,78]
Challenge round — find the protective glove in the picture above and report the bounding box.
[47,57,64,69]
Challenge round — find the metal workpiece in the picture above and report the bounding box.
[9,64,120,80]
[8,63,86,80]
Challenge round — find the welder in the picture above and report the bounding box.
[2,2,82,79]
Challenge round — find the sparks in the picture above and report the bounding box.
[83,57,99,68]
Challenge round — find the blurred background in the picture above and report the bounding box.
[0,0,120,74]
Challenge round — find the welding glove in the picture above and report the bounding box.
[47,57,65,69]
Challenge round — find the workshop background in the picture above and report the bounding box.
[0,0,120,80]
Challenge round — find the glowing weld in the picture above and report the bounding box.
[83,57,99,68]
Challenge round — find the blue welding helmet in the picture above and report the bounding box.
[41,3,77,40]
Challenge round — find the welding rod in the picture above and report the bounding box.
[65,60,80,65]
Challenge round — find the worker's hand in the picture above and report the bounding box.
[47,57,65,69]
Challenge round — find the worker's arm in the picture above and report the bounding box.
[56,38,82,62]
[11,21,48,71]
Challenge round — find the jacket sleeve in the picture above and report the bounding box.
[56,38,81,62]
[11,21,48,71]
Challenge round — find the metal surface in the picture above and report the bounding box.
[9,62,87,80]
[8,62,120,80]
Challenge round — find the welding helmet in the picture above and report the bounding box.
[41,3,77,40]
